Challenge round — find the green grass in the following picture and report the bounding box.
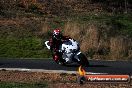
[0,1,132,59]
[0,82,48,88]
[0,13,132,58]
[0,37,52,58]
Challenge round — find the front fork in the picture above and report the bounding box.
[74,51,82,62]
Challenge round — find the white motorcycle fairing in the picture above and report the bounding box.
[45,38,89,66]
[60,39,80,63]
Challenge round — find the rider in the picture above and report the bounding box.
[49,28,70,64]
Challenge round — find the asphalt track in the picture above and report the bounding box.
[0,59,132,75]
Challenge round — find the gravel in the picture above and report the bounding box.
[0,70,131,88]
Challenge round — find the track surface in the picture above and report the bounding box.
[0,59,132,74]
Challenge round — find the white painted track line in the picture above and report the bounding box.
[0,68,107,74]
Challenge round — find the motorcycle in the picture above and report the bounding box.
[45,39,89,66]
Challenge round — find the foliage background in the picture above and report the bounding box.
[0,0,132,60]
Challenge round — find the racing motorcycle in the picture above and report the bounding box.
[45,39,89,66]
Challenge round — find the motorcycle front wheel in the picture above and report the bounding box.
[77,53,89,66]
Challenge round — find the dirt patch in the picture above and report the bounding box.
[0,70,131,88]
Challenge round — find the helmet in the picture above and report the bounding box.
[52,29,62,40]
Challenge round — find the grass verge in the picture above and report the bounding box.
[0,37,51,58]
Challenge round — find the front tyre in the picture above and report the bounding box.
[78,53,89,66]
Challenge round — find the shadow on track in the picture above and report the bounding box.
[64,64,109,68]
[88,65,109,67]
[0,63,4,66]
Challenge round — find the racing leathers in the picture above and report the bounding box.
[49,35,70,64]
